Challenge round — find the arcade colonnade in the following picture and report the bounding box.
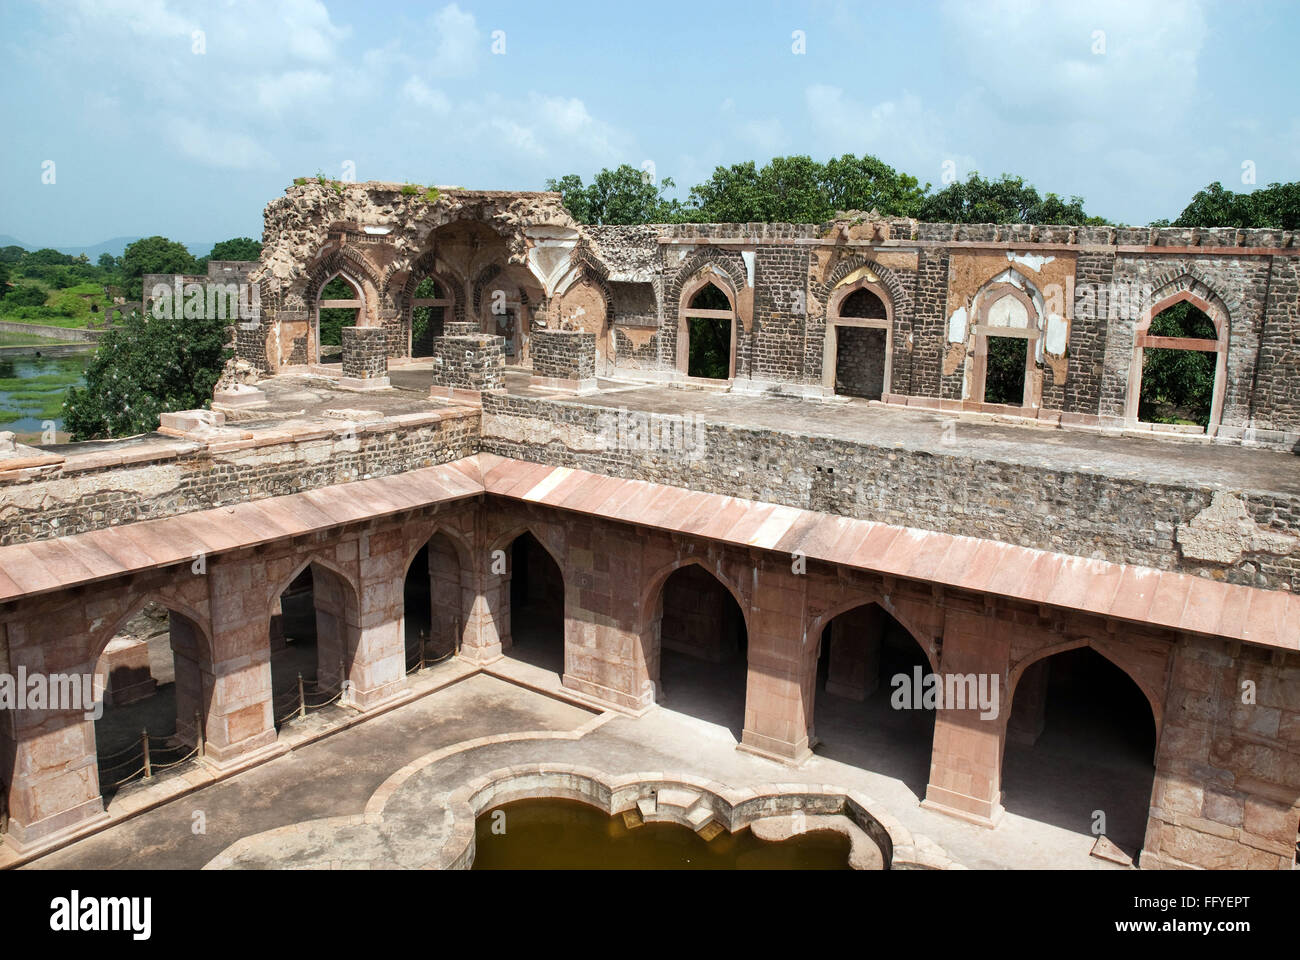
[0,497,1293,870]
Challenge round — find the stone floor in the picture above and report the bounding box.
[23,650,1143,870]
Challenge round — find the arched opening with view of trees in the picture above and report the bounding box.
[410,276,451,358]
[315,273,363,365]
[1135,300,1221,430]
[679,280,735,380]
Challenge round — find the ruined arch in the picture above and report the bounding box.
[825,278,895,399]
[495,526,566,672]
[552,261,616,373]
[1007,636,1164,737]
[1125,275,1230,436]
[967,274,1045,408]
[643,556,751,736]
[824,254,912,315]
[677,271,739,380]
[401,525,474,664]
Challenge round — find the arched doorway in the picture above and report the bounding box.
[504,531,565,673]
[651,563,748,738]
[409,276,451,358]
[811,602,935,798]
[1131,297,1224,432]
[1001,646,1158,861]
[315,273,363,366]
[91,601,210,801]
[678,280,736,380]
[403,532,464,671]
[269,561,357,729]
[970,282,1040,408]
[827,284,892,400]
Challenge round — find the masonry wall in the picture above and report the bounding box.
[0,410,480,546]
[480,392,1300,592]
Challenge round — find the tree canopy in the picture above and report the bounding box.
[1172,181,1300,230]
[207,237,263,262]
[545,165,682,224]
[120,236,198,299]
[63,303,230,440]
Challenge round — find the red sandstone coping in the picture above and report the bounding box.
[1,453,1295,652]
[477,454,1300,653]
[0,461,482,603]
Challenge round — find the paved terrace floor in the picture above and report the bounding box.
[390,364,1300,496]
[22,659,1131,871]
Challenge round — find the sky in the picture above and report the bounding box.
[1,0,1297,248]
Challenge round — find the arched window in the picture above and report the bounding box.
[315,273,363,366]
[1133,299,1222,431]
[826,282,892,400]
[678,278,736,380]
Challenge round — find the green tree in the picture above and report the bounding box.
[25,247,77,266]
[208,237,263,261]
[0,246,25,264]
[1173,181,1300,230]
[917,172,1104,224]
[0,260,9,297]
[63,306,230,440]
[546,165,682,224]
[120,236,198,299]
[5,284,48,307]
[97,253,117,270]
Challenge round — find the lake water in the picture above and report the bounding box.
[0,350,93,437]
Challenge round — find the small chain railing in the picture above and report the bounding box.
[405,619,460,676]
[273,659,348,726]
[96,709,205,789]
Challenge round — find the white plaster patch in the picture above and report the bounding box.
[741,251,755,288]
[1177,491,1300,564]
[947,306,968,344]
[1007,251,1055,272]
[1044,314,1069,356]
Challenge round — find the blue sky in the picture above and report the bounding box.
[1,0,1297,247]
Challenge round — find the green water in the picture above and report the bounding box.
[472,798,852,870]
[0,351,91,435]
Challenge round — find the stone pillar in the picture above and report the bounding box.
[1,613,108,853]
[922,608,1009,827]
[559,518,655,712]
[740,558,815,764]
[1007,657,1050,746]
[346,530,409,711]
[427,536,463,658]
[825,605,883,700]
[203,559,278,768]
[312,566,349,692]
[340,326,390,390]
[458,513,506,663]
[430,334,506,401]
[1140,637,1299,870]
[530,329,597,392]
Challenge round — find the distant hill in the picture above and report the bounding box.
[0,235,217,259]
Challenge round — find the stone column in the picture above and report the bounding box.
[560,518,655,712]
[428,537,463,658]
[740,558,816,764]
[922,608,1009,827]
[825,604,883,700]
[347,529,408,711]
[1,614,108,852]
[340,325,390,390]
[458,514,507,663]
[430,334,506,401]
[203,558,278,768]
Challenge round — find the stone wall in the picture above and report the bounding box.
[480,391,1300,592]
[531,329,595,383]
[341,326,388,381]
[0,410,480,547]
[430,334,505,394]
[833,327,887,399]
